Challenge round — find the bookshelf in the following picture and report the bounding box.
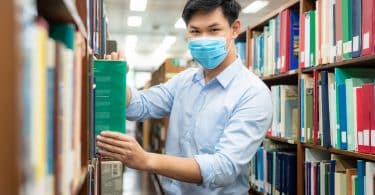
[0,0,106,194]
[238,0,375,194]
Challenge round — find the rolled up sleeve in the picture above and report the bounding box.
[194,86,273,187]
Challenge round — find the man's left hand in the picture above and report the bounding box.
[96,131,151,171]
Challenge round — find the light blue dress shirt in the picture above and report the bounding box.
[126,58,272,195]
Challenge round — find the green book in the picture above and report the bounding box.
[342,0,353,60]
[345,78,371,151]
[310,11,316,66]
[94,60,127,136]
[306,87,313,143]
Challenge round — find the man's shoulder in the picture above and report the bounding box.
[173,67,199,81]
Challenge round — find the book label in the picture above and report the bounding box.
[353,36,359,52]
[359,131,364,145]
[363,32,370,50]
[364,130,370,146]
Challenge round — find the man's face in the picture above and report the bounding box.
[186,7,237,43]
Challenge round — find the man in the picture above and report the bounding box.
[96,0,272,194]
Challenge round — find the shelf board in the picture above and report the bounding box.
[260,70,299,83]
[302,143,375,161]
[72,166,88,195]
[37,0,88,38]
[301,54,375,73]
[266,135,297,144]
[249,0,300,30]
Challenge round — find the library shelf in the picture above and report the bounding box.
[302,143,375,162]
[265,135,297,144]
[301,54,375,73]
[249,0,300,30]
[248,186,263,195]
[72,166,88,195]
[37,0,88,38]
[260,70,299,85]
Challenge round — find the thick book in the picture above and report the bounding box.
[290,9,299,70]
[336,0,343,62]
[351,0,362,57]
[310,11,316,66]
[280,9,290,73]
[371,83,375,154]
[93,60,127,136]
[338,84,348,150]
[362,0,375,55]
[356,87,365,153]
[313,71,320,145]
[320,71,331,147]
[300,13,306,68]
[357,160,365,195]
[365,161,375,195]
[342,0,353,60]
[363,84,373,153]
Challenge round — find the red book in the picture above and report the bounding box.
[313,70,319,145]
[363,84,372,153]
[300,13,305,68]
[335,0,343,62]
[280,9,291,73]
[356,87,365,153]
[369,84,375,154]
[362,0,375,55]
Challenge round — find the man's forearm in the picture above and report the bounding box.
[146,153,203,184]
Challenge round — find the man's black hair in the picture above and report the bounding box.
[182,0,242,26]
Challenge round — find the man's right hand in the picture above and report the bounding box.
[104,50,132,106]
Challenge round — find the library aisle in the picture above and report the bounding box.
[3,0,375,195]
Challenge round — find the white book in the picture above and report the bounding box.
[365,161,375,195]
[328,73,337,147]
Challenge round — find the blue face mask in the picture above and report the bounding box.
[188,37,228,70]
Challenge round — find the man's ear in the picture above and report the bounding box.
[231,19,241,39]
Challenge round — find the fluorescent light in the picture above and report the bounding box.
[174,18,186,29]
[127,16,142,27]
[125,35,138,51]
[242,0,269,14]
[130,0,147,11]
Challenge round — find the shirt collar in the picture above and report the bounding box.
[192,57,243,89]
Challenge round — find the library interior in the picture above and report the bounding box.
[2,0,375,194]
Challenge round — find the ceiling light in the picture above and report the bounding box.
[174,18,186,29]
[130,0,147,11]
[242,0,269,14]
[127,16,142,27]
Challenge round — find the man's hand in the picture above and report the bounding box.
[96,131,151,171]
[96,132,203,184]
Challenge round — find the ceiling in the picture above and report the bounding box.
[105,0,289,72]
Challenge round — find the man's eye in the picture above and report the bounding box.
[210,28,221,32]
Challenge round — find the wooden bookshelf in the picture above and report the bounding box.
[0,0,21,194]
[37,0,88,38]
[72,166,89,195]
[302,143,375,162]
[301,54,375,73]
[260,70,299,86]
[265,135,297,144]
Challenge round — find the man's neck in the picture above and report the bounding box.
[204,51,237,83]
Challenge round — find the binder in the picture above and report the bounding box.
[335,0,343,62]
[362,0,375,55]
[351,0,362,58]
[356,87,365,153]
[342,0,353,60]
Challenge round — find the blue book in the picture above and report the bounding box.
[259,34,265,76]
[317,163,320,195]
[276,152,282,194]
[307,162,311,195]
[338,84,348,150]
[320,71,331,147]
[351,0,362,57]
[46,67,55,176]
[275,15,281,74]
[329,160,336,195]
[235,41,246,64]
[285,153,297,195]
[290,9,300,70]
[357,160,365,195]
[267,151,273,192]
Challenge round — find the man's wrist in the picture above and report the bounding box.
[144,152,156,172]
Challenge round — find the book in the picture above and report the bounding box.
[94,60,127,136]
[362,0,375,55]
[342,0,353,60]
[351,0,362,58]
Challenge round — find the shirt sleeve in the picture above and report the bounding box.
[126,69,189,121]
[194,85,273,187]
